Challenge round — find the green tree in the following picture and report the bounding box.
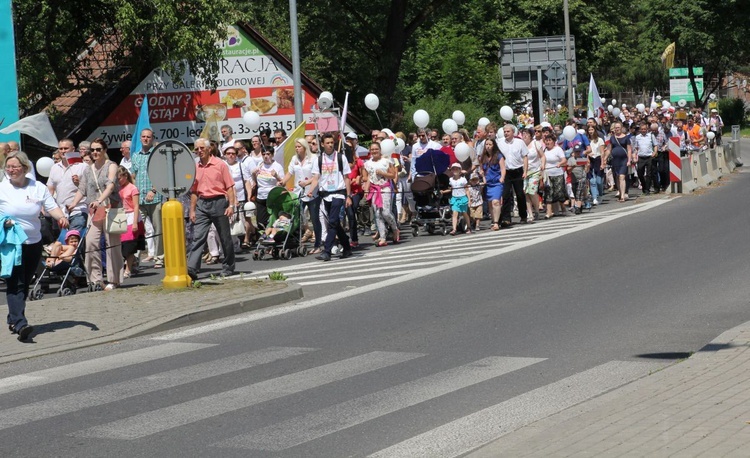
[13,0,234,113]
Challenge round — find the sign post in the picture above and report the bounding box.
[147,140,196,288]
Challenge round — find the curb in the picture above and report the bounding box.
[0,283,303,365]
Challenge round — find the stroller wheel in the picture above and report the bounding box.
[59,287,74,297]
[412,228,419,237]
[252,251,259,261]
[30,287,44,301]
[427,226,435,235]
[272,248,279,260]
[441,226,449,236]
[283,249,293,260]
[297,245,309,257]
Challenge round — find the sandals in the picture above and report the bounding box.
[393,230,400,244]
[449,230,456,236]
[241,242,252,250]
[491,223,500,231]
[309,247,323,255]
[205,256,219,265]
[377,240,388,247]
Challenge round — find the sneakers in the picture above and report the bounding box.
[17,325,34,342]
[315,252,331,262]
[592,198,599,205]
[341,249,353,259]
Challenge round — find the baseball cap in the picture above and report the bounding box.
[711,109,718,113]
[346,132,358,139]
[450,162,462,169]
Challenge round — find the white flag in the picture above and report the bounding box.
[0,112,58,147]
[587,74,605,120]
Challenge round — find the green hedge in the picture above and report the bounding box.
[717,98,748,128]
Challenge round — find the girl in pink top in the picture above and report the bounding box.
[117,166,143,278]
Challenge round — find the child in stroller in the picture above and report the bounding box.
[30,228,88,300]
[45,230,81,269]
[261,211,292,241]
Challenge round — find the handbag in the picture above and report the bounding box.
[105,208,128,235]
[230,211,246,236]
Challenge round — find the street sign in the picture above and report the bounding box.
[545,63,566,82]
[147,140,196,199]
[544,85,566,101]
[500,36,577,92]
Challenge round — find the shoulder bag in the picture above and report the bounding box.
[91,163,128,234]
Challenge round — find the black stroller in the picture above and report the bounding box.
[30,227,90,300]
[410,149,452,236]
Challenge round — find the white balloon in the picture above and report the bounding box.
[381,128,394,139]
[452,110,466,125]
[36,157,54,178]
[612,108,621,117]
[318,91,333,110]
[540,121,552,128]
[636,103,646,113]
[662,101,671,109]
[454,142,472,162]
[562,126,577,141]
[364,93,379,111]
[611,99,617,105]
[394,138,405,153]
[242,110,261,130]
[678,99,687,107]
[413,109,430,128]
[380,138,396,156]
[650,102,658,110]
[607,105,614,113]
[656,95,662,101]
[600,98,606,105]
[557,104,562,110]
[500,105,514,121]
[621,103,627,108]
[709,93,717,100]
[442,118,458,134]
[477,117,490,128]
[707,131,716,140]
[578,129,586,135]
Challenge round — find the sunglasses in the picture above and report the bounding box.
[92,147,104,152]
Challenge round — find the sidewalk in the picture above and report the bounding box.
[469,320,750,457]
[0,278,302,365]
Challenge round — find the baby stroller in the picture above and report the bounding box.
[410,149,452,236]
[29,227,90,300]
[252,186,308,260]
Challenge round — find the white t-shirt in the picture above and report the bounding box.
[311,151,351,201]
[449,176,468,197]
[0,178,58,244]
[525,141,542,173]
[227,161,249,201]
[253,162,284,200]
[589,138,605,158]
[364,158,391,186]
[287,153,317,202]
[47,161,88,216]
[544,146,566,177]
[498,137,528,170]
[243,153,264,173]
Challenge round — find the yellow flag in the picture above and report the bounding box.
[273,122,306,190]
[661,42,676,69]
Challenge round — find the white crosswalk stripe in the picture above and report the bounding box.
[71,350,424,440]
[0,342,214,395]
[213,356,545,451]
[0,346,316,430]
[368,360,666,458]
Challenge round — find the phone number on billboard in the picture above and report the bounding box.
[236,120,296,134]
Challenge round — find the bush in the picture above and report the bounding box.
[717,97,747,128]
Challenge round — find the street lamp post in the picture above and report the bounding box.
[289,0,303,126]
[563,0,575,115]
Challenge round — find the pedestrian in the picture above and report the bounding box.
[250,145,284,230]
[187,138,237,281]
[282,138,321,253]
[443,163,471,235]
[0,151,69,341]
[479,137,506,231]
[585,125,606,205]
[362,142,399,246]
[497,124,529,226]
[542,135,567,218]
[606,122,633,202]
[309,133,353,261]
[117,166,143,279]
[130,128,165,268]
[49,138,88,232]
[468,173,484,231]
[566,145,590,214]
[522,128,544,222]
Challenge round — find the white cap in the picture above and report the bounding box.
[450,162,462,169]
[346,132,358,139]
[711,109,718,113]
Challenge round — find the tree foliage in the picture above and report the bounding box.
[13,0,233,113]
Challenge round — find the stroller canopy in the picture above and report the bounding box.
[414,149,450,175]
[266,186,300,227]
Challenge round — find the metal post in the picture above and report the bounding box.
[537,67,544,125]
[289,0,303,126]
[563,0,574,115]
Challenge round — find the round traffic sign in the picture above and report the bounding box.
[147,140,196,199]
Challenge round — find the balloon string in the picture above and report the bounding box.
[374,111,383,129]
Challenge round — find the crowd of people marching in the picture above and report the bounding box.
[0,102,724,340]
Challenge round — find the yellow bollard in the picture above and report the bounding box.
[161,199,192,288]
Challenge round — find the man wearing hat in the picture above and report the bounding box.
[49,138,88,232]
[346,132,369,159]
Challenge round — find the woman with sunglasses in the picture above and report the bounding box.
[250,148,284,230]
[282,138,321,252]
[70,138,123,290]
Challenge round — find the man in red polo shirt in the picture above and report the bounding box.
[187,138,238,280]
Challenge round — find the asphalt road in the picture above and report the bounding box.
[0,166,748,457]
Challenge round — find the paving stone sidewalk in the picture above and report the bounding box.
[0,279,302,365]
[469,321,750,457]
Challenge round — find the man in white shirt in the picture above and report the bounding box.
[48,138,88,231]
[119,140,132,172]
[310,133,353,262]
[220,125,235,154]
[498,124,529,226]
[633,122,657,195]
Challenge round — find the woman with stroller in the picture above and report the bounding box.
[0,151,69,341]
[70,138,123,291]
[362,142,399,246]
[478,137,506,231]
[282,138,322,253]
[251,147,284,230]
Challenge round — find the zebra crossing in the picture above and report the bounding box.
[0,342,667,457]
[248,201,670,287]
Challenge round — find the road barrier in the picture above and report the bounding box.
[671,136,742,194]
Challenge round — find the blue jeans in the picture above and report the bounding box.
[345,193,363,243]
[589,173,603,201]
[68,212,88,232]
